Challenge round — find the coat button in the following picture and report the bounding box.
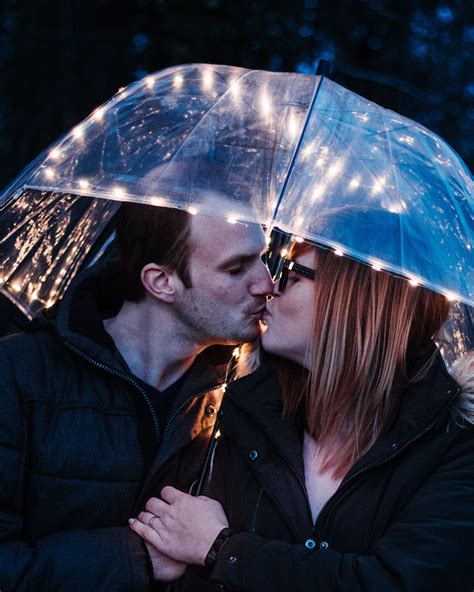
[249,449,259,461]
[305,538,316,549]
[205,405,216,416]
[228,555,237,563]
[319,541,329,550]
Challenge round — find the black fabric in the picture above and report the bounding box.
[177,354,474,592]
[0,260,228,591]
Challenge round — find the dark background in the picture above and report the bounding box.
[0,0,472,330]
[0,0,473,189]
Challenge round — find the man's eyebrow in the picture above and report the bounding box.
[218,250,264,269]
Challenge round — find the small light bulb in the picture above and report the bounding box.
[227,216,237,225]
[49,148,61,160]
[334,248,344,256]
[145,76,154,89]
[78,179,90,189]
[294,236,304,243]
[113,186,125,199]
[372,262,382,271]
[44,167,55,179]
[280,248,288,257]
[72,126,84,139]
[188,206,198,215]
[408,278,419,287]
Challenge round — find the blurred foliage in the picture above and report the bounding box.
[0,0,472,186]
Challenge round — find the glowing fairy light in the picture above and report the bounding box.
[92,107,105,122]
[46,299,55,308]
[12,282,21,293]
[334,248,344,256]
[30,290,39,301]
[49,148,61,160]
[445,292,456,302]
[371,176,386,195]
[295,216,304,228]
[173,74,184,89]
[327,159,343,179]
[145,76,155,89]
[388,204,403,214]
[315,157,325,167]
[311,185,325,202]
[202,69,214,91]
[78,179,90,189]
[118,86,125,93]
[229,78,240,98]
[371,262,382,271]
[260,92,272,117]
[408,277,419,287]
[232,347,241,359]
[287,113,299,140]
[348,177,360,190]
[280,248,288,257]
[113,186,125,199]
[188,206,198,215]
[150,196,165,207]
[294,236,304,243]
[227,216,238,225]
[302,143,313,158]
[44,168,55,179]
[72,126,84,140]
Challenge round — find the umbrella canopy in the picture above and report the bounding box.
[0,64,472,336]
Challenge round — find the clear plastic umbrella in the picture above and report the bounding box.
[0,63,472,358]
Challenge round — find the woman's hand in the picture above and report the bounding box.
[129,486,229,566]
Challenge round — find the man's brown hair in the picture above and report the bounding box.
[115,203,192,302]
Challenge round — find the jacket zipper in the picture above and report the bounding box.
[314,387,460,531]
[162,383,225,441]
[65,341,162,442]
[65,340,224,446]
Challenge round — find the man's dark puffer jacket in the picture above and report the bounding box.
[0,263,228,591]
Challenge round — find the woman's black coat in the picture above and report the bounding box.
[182,352,474,592]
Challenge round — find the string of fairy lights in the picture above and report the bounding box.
[0,64,470,316]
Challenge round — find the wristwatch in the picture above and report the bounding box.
[204,527,238,569]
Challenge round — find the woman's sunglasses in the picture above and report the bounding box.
[277,258,316,293]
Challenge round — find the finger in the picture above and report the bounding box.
[161,486,186,504]
[129,518,166,551]
[145,497,172,515]
[137,511,161,529]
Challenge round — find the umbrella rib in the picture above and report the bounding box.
[270,74,326,226]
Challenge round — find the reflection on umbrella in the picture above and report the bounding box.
[0,63,472,360]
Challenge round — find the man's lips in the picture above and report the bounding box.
[249,307,266,319]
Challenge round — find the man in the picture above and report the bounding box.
[0,200,272,590]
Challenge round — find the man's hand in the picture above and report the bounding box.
[144,541,187,582]
[129,486,229,566]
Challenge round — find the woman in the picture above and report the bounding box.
[130,241,474,591]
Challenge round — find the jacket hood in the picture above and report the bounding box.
[450,352,474,426]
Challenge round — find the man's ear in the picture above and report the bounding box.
[140,263,184,303]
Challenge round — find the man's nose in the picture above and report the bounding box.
[250,261,274,297]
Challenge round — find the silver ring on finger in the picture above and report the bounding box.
[148,514,159,528]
